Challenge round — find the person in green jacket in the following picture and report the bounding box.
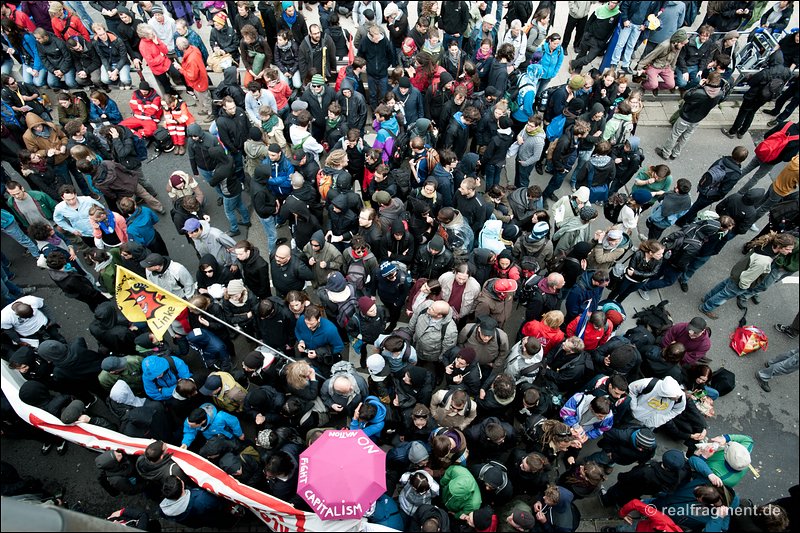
[441,465,482,517]
[84,247,122,294]
[689,433,754,488]
[98,355,145,397]
[5,180,58,228]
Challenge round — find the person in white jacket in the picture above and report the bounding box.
[500,19,528,69]
[504,336,544,385]
[628,375,686,428]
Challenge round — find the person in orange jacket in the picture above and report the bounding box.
[601,498,682,532]
[175,37,212,119]
[163,94,195,155]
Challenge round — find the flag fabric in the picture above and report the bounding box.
[115,265,188,341]
[574,299,593,340]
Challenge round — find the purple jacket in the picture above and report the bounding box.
[661,322,711,366]
[20,1,53,32]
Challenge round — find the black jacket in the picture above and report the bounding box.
[357,34,396,78]
[680,85,724,123]
[186,124,220,174]
[69,36,102,74]
[207,146,243,197]
[35,32,74,74]
[298,33,336,81]
[255,297,296,351]
[251,166,279,218]
[239,247,272,299]
[412,244,454,280]
[540,345,592,394]
[270,253,314,297]
[439,1,469,35]
[216,106,250,153]
[109,125,142,171]
[598,427,657,466]
[716,189,763,235]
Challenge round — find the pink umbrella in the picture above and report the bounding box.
[297,429,387,521]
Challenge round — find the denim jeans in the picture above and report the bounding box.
[610,24,643,68]
[2,220,40,257]
[47,69,77,89]
[700,278,748,312]
[675,65,700,89]
[543,170,570,199]
[1,262,22,303]
[259,215,278,254]
[640,263,681,292]
[222,193,250,232]
[757,349,799,382]
[278,70,302,89]
[198,167,222,196]
[515,161,534,188]
[367,74,388,109]
[484,164,503,189]
[100,64,132,86]
[65,1,95,37]
[570,149,593,188]
[22,66,48,86]
[1,58,13,75]
[678,254,712,283]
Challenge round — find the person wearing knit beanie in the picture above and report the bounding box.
[358,296,376,314]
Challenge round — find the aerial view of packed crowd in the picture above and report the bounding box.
[0,0,798,531]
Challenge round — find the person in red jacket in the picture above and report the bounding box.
[175,38,211,118]
[163,94,195,155]
[521,310,566,356]
[128,81,163,125]
[137,23,184,96]
[566,310,613,351]
[601,498,682,532]
[49,2,89,41]
[1,3,36,32]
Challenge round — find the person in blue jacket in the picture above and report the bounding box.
[394,77,425,127]
[118,197,169,256]
[142,353,193,402]
[186,328,231,371]
[650,472,740,532]
[294,305,344,373]
[565,270,610,323]
[366,492,405,530]
[349,395,387,440]
[88,91,123,126]
[510,61,545,127]
[159,475,225,529]
[1,20,47,86]
[265,143,294,198]
[180,403,245,448]
[536,34,564,94]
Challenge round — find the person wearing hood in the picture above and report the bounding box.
[8,345,55,387]
[348,394,387,440]
[601,449,690,508]
[637,29,689,94]
[413,235,455,280]
[543,118,591,205]
[609,135,644,195]
[521,309,566,358]
[301,229,344,288]
[569,1,621,73]
[140,252,195,301]
[394,76,425,128]
[628,375,687,429]
[425,70,454,131]
[38,337,104,400]
[338,78,368,133]
[409,504,451,532]
[95,450,144,495]
[565,269,609,323]
[207,144,250,237]
[44,251,107,312]
[724,50,792,139]
[243,126,270,181]
[588,226,629,272]
[381,218,415,266]
[481,116,515,189]
[325,194,358,252]
[22,112,71,180]
[186,123,220,186]
[440,465,482,517]
[159,473,225,527]
[426,150,455,209]
[320,363,368,418]
[90,301,139,355]
[182,217,237,269]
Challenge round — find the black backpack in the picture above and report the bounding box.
[604,193,629,224]
[389,167,412,200]
[72,91,92,125]
[150,126,174,153]
[535,83,562,114]
[632,300,673,336]
[697,158,728,199]
[389,130,411,169]
[709,368,736,396]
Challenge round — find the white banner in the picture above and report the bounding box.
[1,361,362,532]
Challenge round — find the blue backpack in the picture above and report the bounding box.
[546,114,566,141]
[131,134,148,161]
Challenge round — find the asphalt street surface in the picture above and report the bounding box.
[2,120,798,529]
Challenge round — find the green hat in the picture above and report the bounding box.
[671,29,689,43]
[311,74,326,86]
[568,75,585,90]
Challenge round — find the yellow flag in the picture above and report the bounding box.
[115,266,188,341]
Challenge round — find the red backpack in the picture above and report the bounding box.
[754,122,798,163]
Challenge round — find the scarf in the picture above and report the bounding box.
[422,39,441,56]
[282,8,297,28]
[475,46,493,61]
[327,116,341,129]
[261,113,279,133]
[97,211,116,235]
[527,125,545,137]
[94,256,114,272]
[277,40,292,51]
[34,125,51,138]
[447,50,461,69]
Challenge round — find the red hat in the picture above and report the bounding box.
[358,296,376,314]
[494,279,518,293]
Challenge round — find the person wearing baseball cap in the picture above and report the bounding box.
[99,355,145,397]
[475,278,518,328]
[660,317,711,366]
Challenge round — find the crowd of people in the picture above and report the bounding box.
[1,0,799,531]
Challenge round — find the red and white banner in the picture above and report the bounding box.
[1,361,362,532]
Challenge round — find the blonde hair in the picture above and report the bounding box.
[542,310,565,329]
[70,145,95,161]
[325,149,347,169]
[285,361,312,389]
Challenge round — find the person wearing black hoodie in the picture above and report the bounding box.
[327,195,359,252]
[338,79,368,133]
[207,145,250,236]
[409,504,451,532]
[18,381,70,455]
[280,194,322,250]
[119,241,150,277]
[45,253,107,312]
[676,146,749,226]
[251,165,279,254]
[425,71,454,131]
[234,241,272,299]
[37,337,104,402]
[382,219,416,266]
[482,116,515,189]
[394,365,435,416]
[455,177,488,239]
[89,301,138,356]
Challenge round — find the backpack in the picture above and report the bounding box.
[521,413,548,445]
[389,167,412,200]
[316,168,334,201]
[72,91,92,125]
[611,118,634,148]
[517,273,542,308]
[151,126,174,153]
[697,158,729,199]
[389,130,411,169]
[345,261,367,291]
[330,360,357,378]
[335,293,359,329]
[535,83,562,114]
[545,114,566,142]
[378,329,414,364]
[131,134,149,161]
[507,81,535,115]
[632,300,673,336]
[754,122,798,163]
[604,193,629,224]
[709,368,736,396]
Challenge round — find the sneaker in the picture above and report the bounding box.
[699,306,719,320]
[226,229,241,237]
[763,108,779,116]
[638,289,650,301]
[239,221,251,227]
[755,372,771,393]
[775,323,798,339]
[56,440,68,455]
[749,223,759,232]
[751,294,760,305]
[216,197,223,206]
[679,280,689,293]
[19,287,37,296]
[638,233,648,242]
[736,132,744,139]
[767,119,778,127]
[655,147,669,160]
[547,193,559,202]
[721,128,736,138]
[570,185,577,193]
[41,442,54,455]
